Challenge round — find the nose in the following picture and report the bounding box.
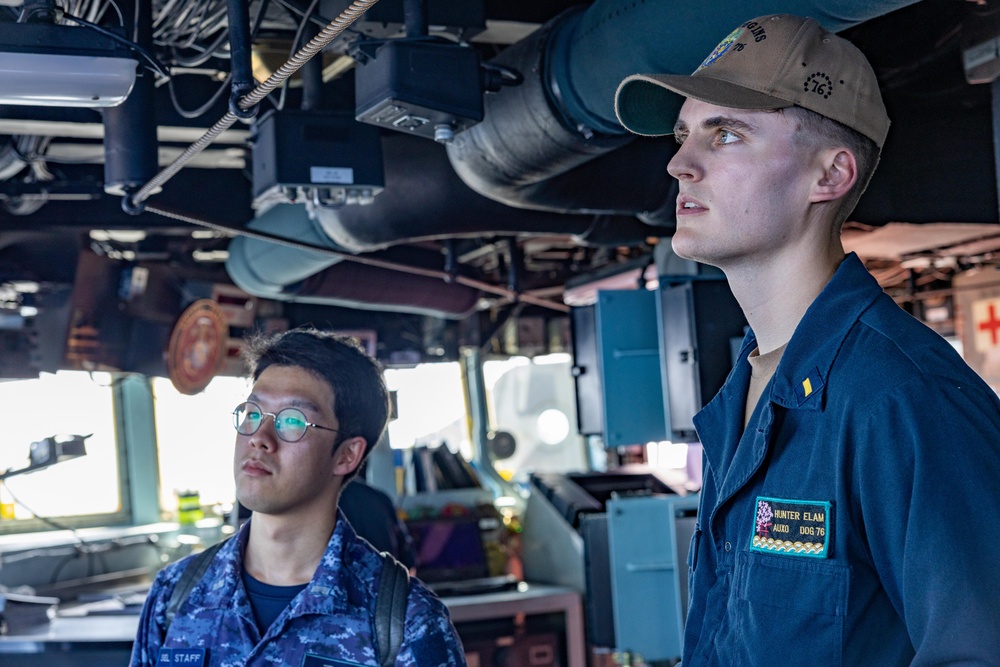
[667,141,701,182]
[249,414,279,450]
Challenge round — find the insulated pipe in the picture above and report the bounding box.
[300,15,324,111]
[403,0,427,38]
[226,0,255,100]
[551,0,922,136]
[226,204,344,297]
[294,261,480,317]
[446,20,632,213]
[226,135,661,316]
[102,0,157,197]
[311,134,664,253]
[225,204,484,318]
[227,133,666,316]
[0,144,27,182]
[447,0,922,212]
[228,133,666,314]
[230,1,918,314]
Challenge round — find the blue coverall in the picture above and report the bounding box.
[683,253,1000,665]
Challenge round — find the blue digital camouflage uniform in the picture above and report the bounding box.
[683,253,1000,665]
[131,510,466,667]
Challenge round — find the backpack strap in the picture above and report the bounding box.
[164,539,228,632]
[375,551,410,667]
[163,539,409,666]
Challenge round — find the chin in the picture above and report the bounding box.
[235,487,266,514]
[240,498,281,515]
[672,229,735,268]
[671,232,706,263]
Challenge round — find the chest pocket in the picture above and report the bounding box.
[736,552,849,666]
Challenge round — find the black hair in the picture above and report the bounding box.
[242,327,389,480]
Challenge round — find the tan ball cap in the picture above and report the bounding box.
[614,14,889,148]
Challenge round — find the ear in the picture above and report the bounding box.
[810,149,858,204]
[332,436,367,477]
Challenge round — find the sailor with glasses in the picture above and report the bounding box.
[131,328,465,667]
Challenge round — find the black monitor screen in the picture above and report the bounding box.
[406,517,489,584]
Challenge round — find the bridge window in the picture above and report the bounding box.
[484,354,588,482]
[152,375,248,516]
[0,371,122,531]
[385,362,470,454]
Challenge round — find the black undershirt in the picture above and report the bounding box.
[241,569,307,632]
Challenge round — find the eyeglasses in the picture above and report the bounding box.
[232,401,340,443]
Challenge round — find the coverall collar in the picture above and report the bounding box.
[694,252,884,478]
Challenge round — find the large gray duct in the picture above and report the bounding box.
[226,134,665,318]
[226,204,483,318]
[447,0,922,218]
[310,133,662,253]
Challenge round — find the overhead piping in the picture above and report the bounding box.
[229,0,921,315]
[446,0,923,217]
[142,0,922,319]
[225,0,255,108]
[150,203,570,315]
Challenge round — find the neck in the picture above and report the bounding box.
[724,242,845,354]
[243,505,338,586]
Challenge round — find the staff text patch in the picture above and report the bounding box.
[157,648,206,666]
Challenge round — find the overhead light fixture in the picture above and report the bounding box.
[0,22,137,107]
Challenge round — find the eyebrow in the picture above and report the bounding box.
[246,394,324,414]
[674,115,758,136]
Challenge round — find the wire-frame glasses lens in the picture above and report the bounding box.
[232,402,310,443]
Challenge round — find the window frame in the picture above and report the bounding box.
[0,372,138,536]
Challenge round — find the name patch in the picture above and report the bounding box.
[751,497,830,558]
[157,648,207,666]
[302,654,365,667]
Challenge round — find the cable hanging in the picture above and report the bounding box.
[130,0,568,313]
[126,0,381,211]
